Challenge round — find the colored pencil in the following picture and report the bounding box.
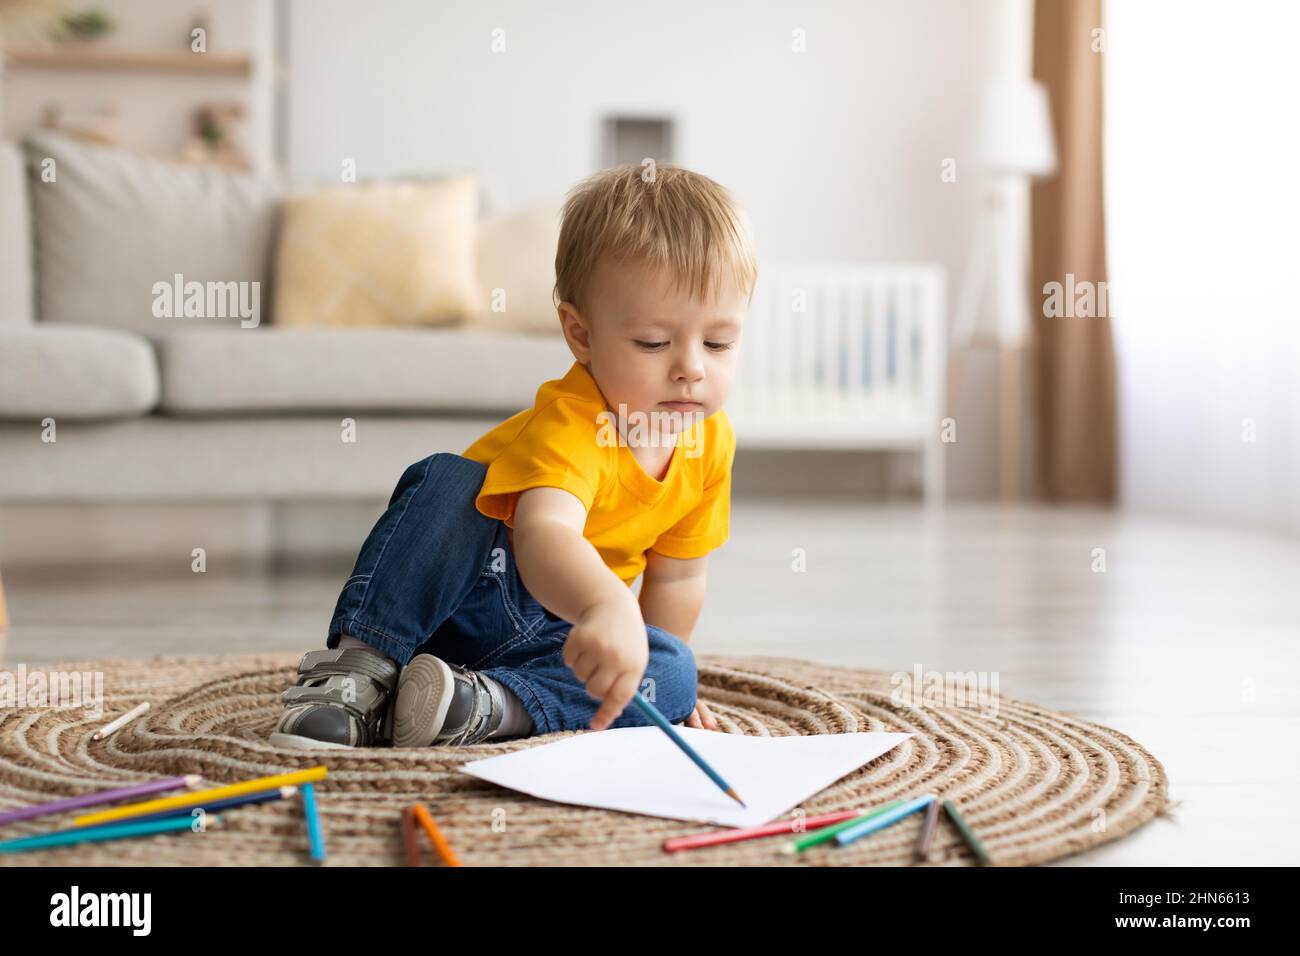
[942,798,993,865]
[915,793,942,861]
[401,806,423,866]
[412,803,462,866]
[123,786,296,825]
[0,774,202,827]
[629,691,744,807]
[663,809,866,853]
[300,782,326,862]
[75,765,327,827]
[0,813,221,853]
[0,803,237,847]
[91,701,150,740]
[835,794,935,846]
[779,799,906,855]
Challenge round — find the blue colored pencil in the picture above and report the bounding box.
[629,691,745,807]
[0,813,220,853]
[300,782,326,862]
[834,794,935,846]
[116,785,297,825]
[14,787,294,847]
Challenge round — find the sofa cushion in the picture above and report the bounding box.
[0,140,34,325]
[23,130,281,335]
[0,325,159,420]
[155,328,575,415]
[467,202,564,336]
[272,177,481,328]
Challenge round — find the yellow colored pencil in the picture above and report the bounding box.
[74,766,328,827]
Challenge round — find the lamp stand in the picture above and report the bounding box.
[949,178,1032,501]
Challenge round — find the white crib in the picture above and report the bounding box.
[728,264,947,505]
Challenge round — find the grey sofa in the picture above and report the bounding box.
[0,132,573,503]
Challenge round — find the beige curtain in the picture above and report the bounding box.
[1031,0,1117,502]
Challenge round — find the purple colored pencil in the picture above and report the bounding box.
[0,774,202,827]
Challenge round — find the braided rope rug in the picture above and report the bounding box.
[0,652,1170,866]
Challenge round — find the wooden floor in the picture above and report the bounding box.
[2,501,1296,865]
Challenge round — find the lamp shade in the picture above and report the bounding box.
[973,80,1058,177]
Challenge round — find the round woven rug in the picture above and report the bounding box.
[0,652,1170,866]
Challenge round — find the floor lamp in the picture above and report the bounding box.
[950,80,1057,500]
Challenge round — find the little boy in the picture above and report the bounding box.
[272,163,756,749]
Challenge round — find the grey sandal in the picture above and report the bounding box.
[271,647,401,749]
[391,654,506,748]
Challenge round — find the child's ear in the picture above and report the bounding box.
[558,302,593,361]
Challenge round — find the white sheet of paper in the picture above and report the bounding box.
[460,726,912,828]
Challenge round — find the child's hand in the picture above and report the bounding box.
[563,595,650,731]
[684,699,719,730]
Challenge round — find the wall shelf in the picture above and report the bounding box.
[3,47,252,77]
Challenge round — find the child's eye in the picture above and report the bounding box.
[634,340,734,352]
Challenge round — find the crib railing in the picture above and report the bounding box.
[728,263,946,503]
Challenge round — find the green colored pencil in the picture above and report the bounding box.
[779,799,906,855]
[942,799,993,865]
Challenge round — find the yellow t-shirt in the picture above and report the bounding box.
[462,360,736,585]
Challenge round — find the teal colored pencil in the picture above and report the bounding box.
[834,794,935,846]
[0,812,220,853]
[630,691,745,807]
[300,782,326,862]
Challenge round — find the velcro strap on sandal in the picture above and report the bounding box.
[281,673,383,716]
[298,648,399,692]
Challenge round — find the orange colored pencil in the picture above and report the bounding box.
[411,803,461,867]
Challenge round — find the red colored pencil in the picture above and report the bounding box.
[663,809,864,853]
[401,806,422,867]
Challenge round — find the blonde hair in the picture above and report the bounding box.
[553,163,757,313]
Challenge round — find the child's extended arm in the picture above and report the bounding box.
[512,486,626,622]
[511,486,648,731]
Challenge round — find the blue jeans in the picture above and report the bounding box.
[325,453,698,734]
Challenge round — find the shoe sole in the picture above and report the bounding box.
[392,654,455,748]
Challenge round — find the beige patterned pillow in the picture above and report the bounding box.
[273,177,480,327]
[467,202,564,335]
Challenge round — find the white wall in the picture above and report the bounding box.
[287,0,1024,498]
[1105,0,1300,530]
[0,0,1029,500]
